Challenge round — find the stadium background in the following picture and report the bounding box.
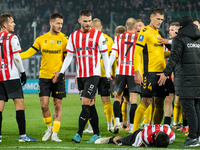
[1,0,200,93]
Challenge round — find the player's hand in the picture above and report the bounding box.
[157,37,169,44]
[157,73,167,86]
[134,71,143,86]
[75,75,77,84]
[57,73,64,85]
[52,71,59,83]
[20,72,27,86]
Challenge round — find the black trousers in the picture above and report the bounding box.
[181,99,200,139]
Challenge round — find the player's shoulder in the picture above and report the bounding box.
[103,33,113,42]
[59,32,68,40]
[139,25,150,34]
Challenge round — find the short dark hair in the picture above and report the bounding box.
[151,8,164,16]
[79,10,91,18]
[115,25,126,35]
[193,18,200,24]
[170,22,180,27]
[49,13,63,21]
[0,13,13,28]
[155,132,169,148]
[136,19,144,24]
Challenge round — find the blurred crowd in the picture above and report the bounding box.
[2,0,200,50]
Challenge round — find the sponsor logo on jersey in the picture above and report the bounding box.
[44,40,47,43]
[102,40,106,45]
[138,35,144,42]
[187,43,200,48]
[57,40,62,45]
[50,40,54,43]
[154,43,163,47]
[42,49,61,54]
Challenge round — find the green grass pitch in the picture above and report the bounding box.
[0,94,198,149]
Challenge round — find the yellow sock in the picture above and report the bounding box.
[178,105,182,123]
[132,103,148,133]
[153,105,164,124]
[122,101,128,123]
[144,104,152,124]
[88,120,91,125]
[43,116,52,126]
[52,121,61,133]
[173,104,180,123]
[104,102,113,122]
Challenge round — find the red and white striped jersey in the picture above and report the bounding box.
[66,28,107,78]
[141,124,175,146]
[0,32,21,81]
[112,32,137,76]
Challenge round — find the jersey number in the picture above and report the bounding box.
[0,43,4,60]
[124,42,133,58]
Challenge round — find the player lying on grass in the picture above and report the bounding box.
[95,124,175,148]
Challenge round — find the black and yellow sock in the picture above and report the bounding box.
[173,104,180,124]
[43,116,52,126]
[104,102,113,122]
[130,104,137,124]
[122,101,128,123]
[53,121,61,133]
[132,103,148,133]
[144,104,152,124]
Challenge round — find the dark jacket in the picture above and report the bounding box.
[164,23,200,99]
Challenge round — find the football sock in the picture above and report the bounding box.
[129,104,137,124]
[164,117,171,126]
[113,101,120,118]
[183,119,188,127]
[122,101,128,123]
[173,104,180,124]
[43,116,52,126]
[0,111,2,135]
[153,105,164,124]
[132,102,148,133]
[108,136,116,143]
[144,104,152,124]
[89,105,100,135]
[52,121,61,133]
[104,102,113,122]
[178,105,183,123]
[78,105,90,137]
[16,110,26,135]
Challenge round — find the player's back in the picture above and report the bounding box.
[112,32,137,76]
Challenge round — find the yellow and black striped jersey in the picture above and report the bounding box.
[134,25,165,75]
[100,33,114,77]
[20,32,68,79]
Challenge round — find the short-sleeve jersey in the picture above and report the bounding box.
[0,32,21,81]
[141,124,175,146]
[66,28,107,78]
[100,33,113,77]
[112,32,137,76]
[27,32,68,79]
[134,25,166,75]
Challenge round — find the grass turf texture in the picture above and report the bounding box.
[0,94,198,149]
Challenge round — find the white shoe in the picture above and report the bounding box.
[95,137,109,144]
[107,125,114,133]
[114,123,120,134]
[42,126,52,141]
[51,135,62,142]
[83,126,93,133]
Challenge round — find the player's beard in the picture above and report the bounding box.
[83,25,90,33]
[52,25,61,34]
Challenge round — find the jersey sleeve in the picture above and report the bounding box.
[62,34,68,57]
[112,36,118,51]
[11,35,21,54]
[66,34,75,53]
[99,34,107,53]
[134,29,148,71]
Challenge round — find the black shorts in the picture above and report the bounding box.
[114,75,141,94]
[142,72,169,98]
[0,79,24,102]
[166,79,175,94]
[123,88,129,96]
[77,76,100,99]
[116,129,142,146]
[97,77,110,96]
[39,78,66,99]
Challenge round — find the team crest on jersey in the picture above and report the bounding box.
[57,40,62,45]
[138,35,144,42]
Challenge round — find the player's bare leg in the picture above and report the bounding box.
[164,93,175,125]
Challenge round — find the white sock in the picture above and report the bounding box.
[115,117,120,124]
[48,125,52,130]
[129,124,133,131]
[107,121,113,127]
[52,132,57,137]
